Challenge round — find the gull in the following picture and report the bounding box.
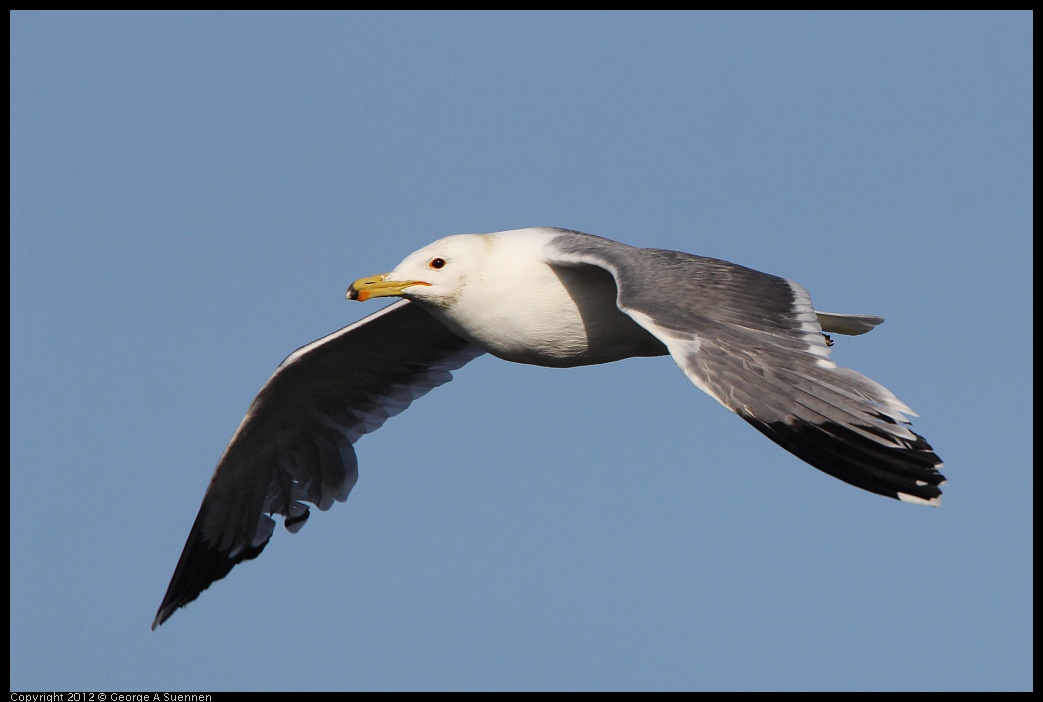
[153,227,943,629]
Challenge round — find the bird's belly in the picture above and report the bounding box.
[487,314,668,368]
[423,273,667,368]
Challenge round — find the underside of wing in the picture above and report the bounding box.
[153,300,482,628]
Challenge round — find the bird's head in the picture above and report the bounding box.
[347,234,488,307]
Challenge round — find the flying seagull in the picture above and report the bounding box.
[153,227,943,629]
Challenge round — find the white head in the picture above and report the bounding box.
[345,228,655,366]
[346,234,491,308]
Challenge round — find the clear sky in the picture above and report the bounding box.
[10,11,1032,692]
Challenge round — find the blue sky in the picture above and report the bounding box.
[10,11,1031,691]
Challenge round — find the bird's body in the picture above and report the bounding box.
[389,231,666,366]
[153,227,944,629]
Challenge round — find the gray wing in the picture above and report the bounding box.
[153,300,483,629]
[545,229,944,504]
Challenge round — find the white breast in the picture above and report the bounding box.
[421,235,666,368]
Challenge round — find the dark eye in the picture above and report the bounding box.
[429,257,447,270]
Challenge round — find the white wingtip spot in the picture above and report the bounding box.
[897,492,942,507]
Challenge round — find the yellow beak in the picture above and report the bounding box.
[346,274,431,302]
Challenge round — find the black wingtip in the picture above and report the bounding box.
[743,413,945,504]
[152,516,271,630]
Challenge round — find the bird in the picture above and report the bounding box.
[152,227,943,629]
